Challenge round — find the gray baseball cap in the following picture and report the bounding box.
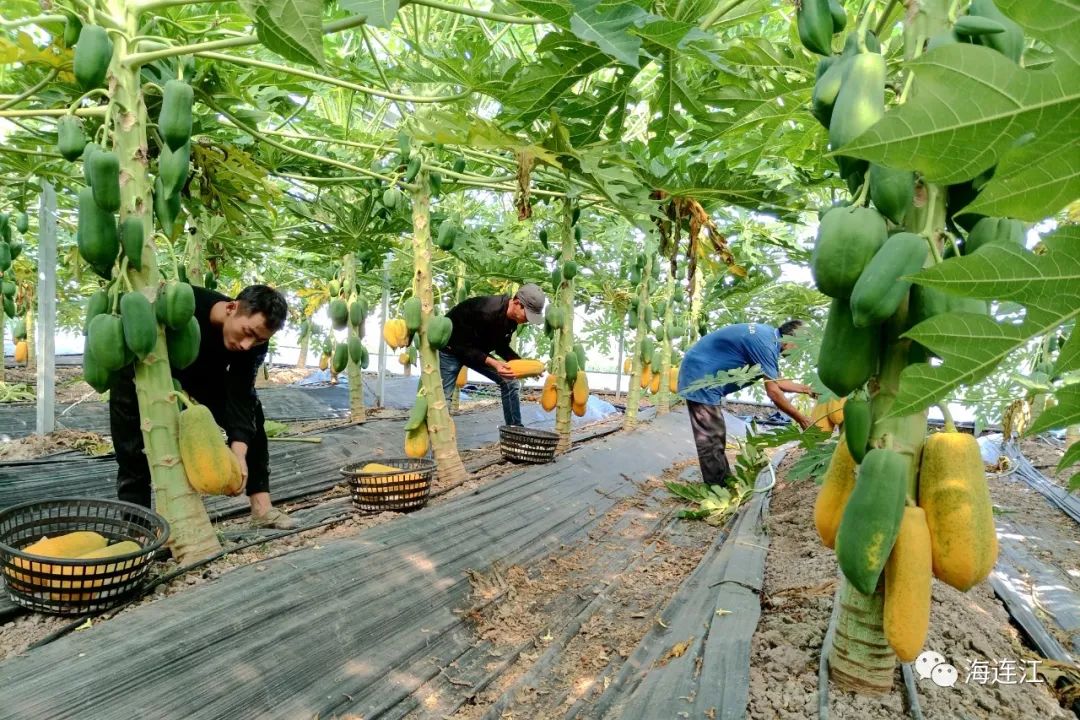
[515,283,546,325]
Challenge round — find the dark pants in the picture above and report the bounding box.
[687,399,730,486]
[438,351,522,427]
[109,369,270,508]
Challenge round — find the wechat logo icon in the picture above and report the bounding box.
[915,650,959,688]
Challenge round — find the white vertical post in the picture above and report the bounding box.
[614,328,625,401]
[35,181,57,435]
[376,256,390,407]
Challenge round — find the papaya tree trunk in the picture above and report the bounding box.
[657,271,676,415]
[343,253,365,422]
[295,331,309,369]
[185,210,206,286]
[410,173,468,483]
[114,0,219,562]
[553,199,575,453]
[689,265,703,333]
[624,252,653,429]
[24,310,34,370]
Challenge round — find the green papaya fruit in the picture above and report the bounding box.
[841,29,881,56]
[828,0,847,32]
[77,187,118,279]
[0,243,9,273]
[2,295,14,318]
[120,291,158,360]
[348,335,364,365]
[953,15,1006,37]
[452,158,466,174]
[84,289,110,335]
[329,299,349,330]
[850,232,929,328]
[869,164,915,225]
[797,0,833,55]
[89,150,121,213]
[397,132,411,163]
[331,343,348,373]
[829,52,885,182]
[843,393,873,464]
[165,315,200,370]
[73,25,112,90]
[629,268,641,285]
[12,318,26,340]
[835,448,909,594]
[405,396,428,431]
[811,206,888,299]
[429,172,442,197]
[641,338,655,362]
[403,296,422,333]
[551,265,563,290]
[63,13,83,48]
[966,0,1024,62]
[119,216,144,272]
[651,349,662,370]
[1,280,15,297]
[382,187,401,210]
[159,80,194,152]
[404,156,421,183]
[203,271,216,290]
[57,115,87,161]
[153,176,181,237]
[81,142,102,184]
[571,207,581,225]
[159,140,190,197]
[811,57,849,128]
[965,217,1024,254]
[349,300,366,328]
[15,212,28,234]
[562,261,579,280]
[436,222,456,250]
[564,350,579,381]
[538,228,548,248]
[426,316,453,350]
[87,313,128,372]
[818,297,880,397]
[156,281,196,330]
[82,346,113,394]
[545,305,565,330]
[574,343,587,373]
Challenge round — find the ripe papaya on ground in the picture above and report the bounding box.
[918,431,997,591]
[811,206,887,299]
[73,25,112,90]
[835,448,909,594]
[850,232,929,328]
[159,80,194,152]
[818,297,880,397]
[813,436,857,548]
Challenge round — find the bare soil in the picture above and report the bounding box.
[0,429,113,462]
[1017,437,1072,489]
[747,450,1075,720]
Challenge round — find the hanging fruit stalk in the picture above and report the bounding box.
[624,251,652,428]
[552,199,576,453]
[410,172,467,483]
[343,253,366,422]
[103,2,218,562]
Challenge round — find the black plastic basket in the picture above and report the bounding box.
[0,498,169,616]
[340,458,436,513]
[499,425,559,464]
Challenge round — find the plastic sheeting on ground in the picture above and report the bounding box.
[0,411,697,720]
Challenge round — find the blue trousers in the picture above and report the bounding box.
[439,351,522,427]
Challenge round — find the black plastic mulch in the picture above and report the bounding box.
[0,410,697,720]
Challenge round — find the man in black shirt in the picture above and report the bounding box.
[109,285,295,529]
[440,284,547,427]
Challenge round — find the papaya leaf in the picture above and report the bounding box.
[510,0,574,28]
[339,0,400,29]
[1058,440,1080,493]
[499,34,612,123]
[239,0,324,67]
[1028,385,1080,436]
[568,0,648,68]
[836,39,1080,221]
[889,227,1080,418]
[1056,324,1080,375]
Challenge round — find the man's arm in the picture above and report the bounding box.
[764,380,812,429]
[494,340,520,362]
[224,347,265,446]
[772,378,816,396]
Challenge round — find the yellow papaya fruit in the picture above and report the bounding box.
[918,431,997,591]
[623,358,633,374]
[827,397,847,426]
[809,401,834,432]
[50,541,145,600]
[813,436,857,549]
[572,399,586,417]
[668,366,679,393]
[399,352,411,365]
[319,353,329,371]
[14,340,28,364]
[884,506,932,662]
[362,463,404,474]
[404,423,429,458]
[10,531,110,587]
[455,365,467,388]
[506,358,545,378]
[179,405,245,496]
[640,366,653,390]
[649,371,661,394]
[572,370,589,406]
[540,374,557,411]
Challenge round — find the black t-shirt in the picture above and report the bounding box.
[444,295,520,369]
[173,287,266,444]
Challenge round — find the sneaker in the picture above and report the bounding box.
[250,507,298,530]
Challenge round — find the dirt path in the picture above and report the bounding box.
[748,449,1075,720]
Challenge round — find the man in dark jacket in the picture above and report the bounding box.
[109,284,294,529]
[678,320,815,487]
[439,284,546,427]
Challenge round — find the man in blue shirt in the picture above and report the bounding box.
[677,321,815,486]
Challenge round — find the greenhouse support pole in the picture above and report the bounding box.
[35,181,56,436]
[377,256,389,407]
[614,329,625,401]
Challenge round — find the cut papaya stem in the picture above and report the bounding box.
[938,403,956,433]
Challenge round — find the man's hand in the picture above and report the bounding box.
[229,441,249,496]
[488,357,517,380]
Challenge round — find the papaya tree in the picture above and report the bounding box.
[624,247,654,429]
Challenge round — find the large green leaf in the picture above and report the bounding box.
[239,0,325,67]
[568,0,648,68]
[1028,385,1080,436]
[837,0,1080,221]
[498,33,613,123]
[889,226,1080,418]
[339,0,400,29]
